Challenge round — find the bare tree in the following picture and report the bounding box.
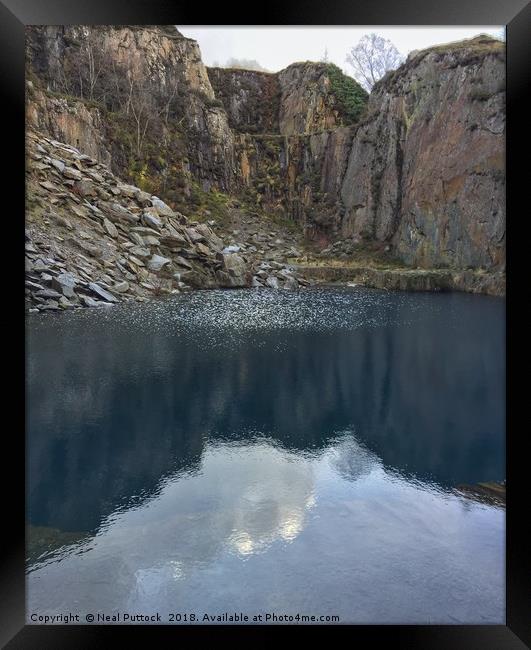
[346,33,404,92]
[83,33,105,100]
[126,72,182,157]
[126,73,156,156]
[68,30,107,101]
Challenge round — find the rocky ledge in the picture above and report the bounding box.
[293,263,505,295]
[25,131,308,313]
[455,481,506,507]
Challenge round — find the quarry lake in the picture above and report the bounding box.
[26,287,505,624]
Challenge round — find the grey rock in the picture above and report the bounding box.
[222,253,247,286]
[39,301,60,310]
[74,180,96,197]
[112,281,130,293]
[39,180,58,192]
[174,256,193,270]
[186,227,205,244]
[136,190,152,206]
[55,215,73,230]
[142,211,163,230]
[132,226,161,236]
[52,272,77,298]
[129,232,145,247]
[150,196,174,217]
[265,276,280,289]
[129,246,151,258]
[80,295,101,308]
[104,202,139,223]
[88,282,118,303]
[71,239,102,258]
[117,183,140,198]
[103,218,119,238]
[159,233,187,248]
[62,166,82,180]
[143,235,160,246]
[35,288,62,299]
[282,275,299,290]
[58,296,73,309]
[26,280,45,291]
[196,242,213,257]
[34,259,50,273]
[128,255,145,267]
[147,254,172,272]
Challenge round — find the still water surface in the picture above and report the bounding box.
[27,288,505,623]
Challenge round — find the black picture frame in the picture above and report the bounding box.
[3,0,529,646]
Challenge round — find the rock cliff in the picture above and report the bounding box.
[26,25,237,197]
[25,27,505,299]
[339,37,505,270]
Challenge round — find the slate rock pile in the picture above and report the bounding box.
[26,131,310,312]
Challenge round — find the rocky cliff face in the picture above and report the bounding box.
[208,41,505,273]
[207,68,281,134]
[278,62,355,135]
[208,62,367,137]
[26,27,505,294]
[26,25,237,196]
[339,37,505,270]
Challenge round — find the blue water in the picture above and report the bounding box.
[26,287,505,624]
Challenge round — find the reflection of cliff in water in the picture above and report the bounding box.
[28,441,318,576]
[27,290,504,538]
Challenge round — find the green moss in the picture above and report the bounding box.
[323,63,368,125]
[187,182,232,225]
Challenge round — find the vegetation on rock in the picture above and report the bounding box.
[324,63,368,124]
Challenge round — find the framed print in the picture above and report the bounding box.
[2,0,529,646]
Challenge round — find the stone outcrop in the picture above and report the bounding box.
[208,62,366,136]
[278,62,356,135]
[210,39,505,275]
[26,25,237,195]
[338,37,505,271]
[26,87,112,167]
[293,263,505,295]
[207,68,281,134]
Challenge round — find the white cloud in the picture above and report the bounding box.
[178,26,505,74]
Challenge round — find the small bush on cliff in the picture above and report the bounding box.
[324,64,368,125]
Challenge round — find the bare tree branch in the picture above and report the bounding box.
[346,33,404,92]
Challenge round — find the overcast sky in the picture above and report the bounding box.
[178,27,505,74]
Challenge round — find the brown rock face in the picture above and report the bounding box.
[26,25,237,193]
[207,68,281,134]
[278,63,347,135]
[339,37,505,270]
[208,62,365,137]
[209,40,505,273]
[26,90,112,166]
